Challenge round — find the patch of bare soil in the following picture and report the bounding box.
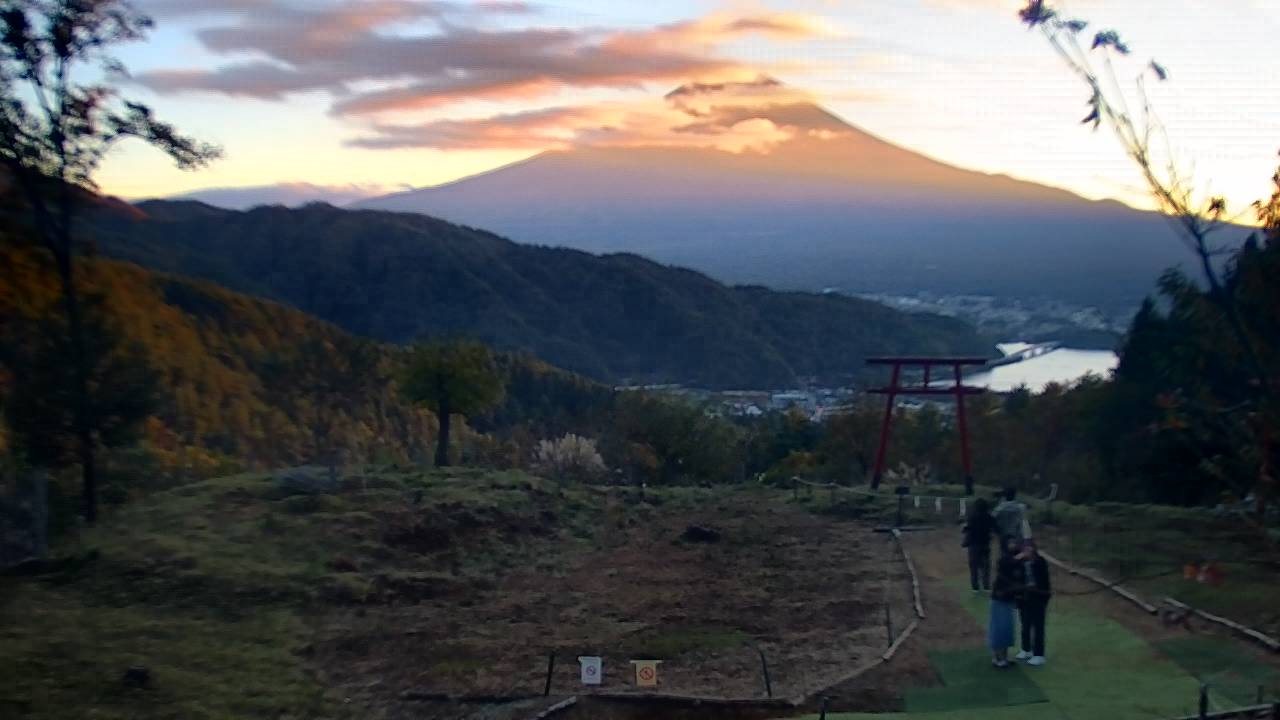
[805,528,986,715]
[308,491,897,719]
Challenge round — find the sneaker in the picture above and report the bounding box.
[1014,650,1032,661]
[1027,656,1046,666]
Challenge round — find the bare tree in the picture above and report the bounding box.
[0,0,220,524]
[1017,0,1270,398]
[1020,1,1279,520]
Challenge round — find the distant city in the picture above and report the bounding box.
[619,317,1123,422]
[616,384,862,422]
[847,291,1129,350]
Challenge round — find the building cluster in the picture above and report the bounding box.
[617,384,861,422]
[855,291,1127,338]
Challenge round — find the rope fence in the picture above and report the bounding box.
[790,475,986,525]
[892,529,926,620]
[1170,701,1280,720]
[789,475,1280,656]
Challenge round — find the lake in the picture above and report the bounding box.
[964,344,1118,393]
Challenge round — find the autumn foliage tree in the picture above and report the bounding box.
[0,0,219,523]
[399,341,506,467]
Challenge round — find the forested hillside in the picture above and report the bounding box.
[87,200,992,388]
[0,243,612,487]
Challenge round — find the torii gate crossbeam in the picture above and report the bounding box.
[865,356,988,495]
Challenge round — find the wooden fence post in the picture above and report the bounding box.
[757,648,773,699]
[884,603,893,648]
[544,652,556,696]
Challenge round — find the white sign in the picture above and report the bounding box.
[934,497,942,513]
[578,656,602,685]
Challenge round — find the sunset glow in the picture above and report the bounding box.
[99,0,1279,216]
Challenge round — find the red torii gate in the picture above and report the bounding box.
[865,356,988,495]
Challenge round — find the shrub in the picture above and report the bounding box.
[535,434,607,484]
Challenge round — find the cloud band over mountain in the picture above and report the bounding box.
[135,0,826,129]
[344,76,852,152]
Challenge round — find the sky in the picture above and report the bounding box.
[95,0,1280,216]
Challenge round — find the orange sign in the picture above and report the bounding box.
[631,660,660,687]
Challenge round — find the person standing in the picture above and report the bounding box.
[993,487,1028,548]
[989,536,1024,668]
[963,497,996,592]
[1015,540,1051,666]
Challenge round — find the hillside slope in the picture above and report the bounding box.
[88,200,991,388]
[0,471,898,719]
[0,243,609,478]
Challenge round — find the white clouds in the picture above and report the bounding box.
[158,181,398,208]
[923,0,1026,12]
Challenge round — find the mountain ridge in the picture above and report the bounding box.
[84,199,993,389]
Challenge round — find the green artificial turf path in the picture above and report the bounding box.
[1154,636,1280,707]
[903,648,1047,712]
[793,572,1267,720]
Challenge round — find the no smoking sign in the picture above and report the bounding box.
[630,659,661,687]
[578,656,602,686]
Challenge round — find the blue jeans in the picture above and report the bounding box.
[989,599,1015,650]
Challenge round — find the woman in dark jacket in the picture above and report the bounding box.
[988,536,1024,668]
[1015,540,1051,665]
[963,498,996,591]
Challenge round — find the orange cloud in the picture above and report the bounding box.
[136,1,826,116]
[347,76,852,153]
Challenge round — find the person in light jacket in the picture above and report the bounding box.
[993,487,1028,548]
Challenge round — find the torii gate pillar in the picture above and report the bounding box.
[866,357,988,495]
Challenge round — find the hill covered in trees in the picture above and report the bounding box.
[86,200,992,389]
[0,242,612,490]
